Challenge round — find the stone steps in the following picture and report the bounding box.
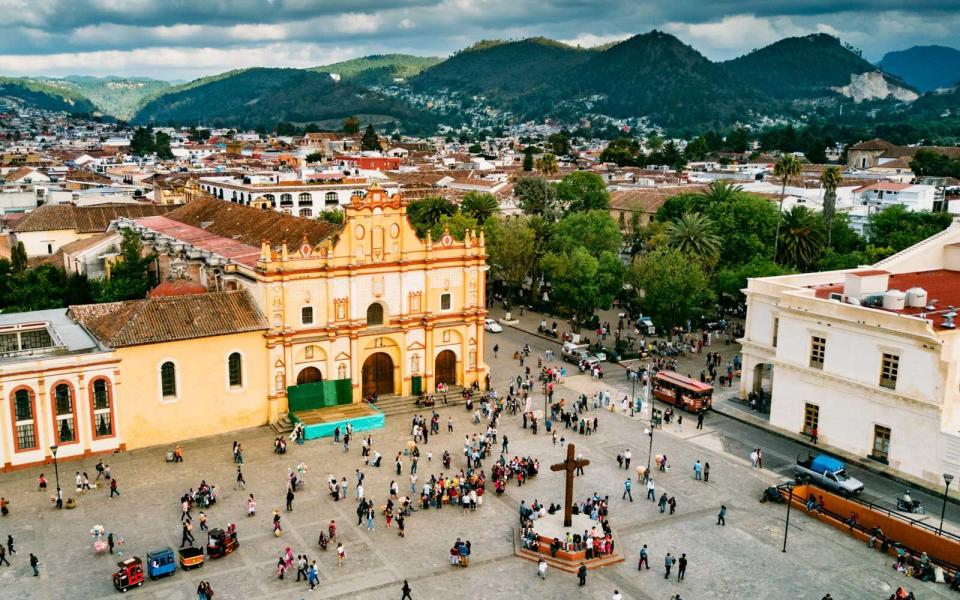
[374,386,468,417]
[512,528,625,572]
[269,414,294,435]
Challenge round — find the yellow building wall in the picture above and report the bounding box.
[116,331,269,450]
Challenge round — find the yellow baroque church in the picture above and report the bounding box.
[0,186,488,470]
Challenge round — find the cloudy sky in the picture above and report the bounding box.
[0,0,957,81]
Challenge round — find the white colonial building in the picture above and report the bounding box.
[197,173,399,219]
[740,223,960,491]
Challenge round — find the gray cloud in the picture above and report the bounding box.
[0,0,956,79]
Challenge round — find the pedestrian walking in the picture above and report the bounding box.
[287,489,295,511]
[336,542,345,567]
[181,520,195,547]
[811,427,818,444]
[181,499,192,522]
[749,449,758,468]
[174,445,184,462]
[7,534,15,555]
[501,435,508,453]
[622,478,633,502]
[197,581,208,600]
[676,415,682,432]
[613,591,623,600]
[109,477,120,498]
[638,544,649,570]
[108,532,115,554]
[696,410,704,429]
[493,344,499,358]
[577,563,587,586]
[0,545,9,567]
[235,466,246,490]
[273,511,282,536]
[308,561,319,591]
[646,478,656,501]
[668,496,677,514]
[664,552,675,578]
[704,462,710,483]
[693,460,702,480]
[95,460,105,480]
[401,579,413,599]
[538,557,547,579]
[756,448,763,469]
[677,553,687,581]
[717,505,726,526]
[198,511,208,531]
[658,492,668,513]
[29,553,39,576]
[623,449,631,470]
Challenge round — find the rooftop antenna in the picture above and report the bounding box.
[942,310,957,329]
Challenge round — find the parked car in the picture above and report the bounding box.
[795,454,864,495]
[561,342,588,364]
[484,318,503,333]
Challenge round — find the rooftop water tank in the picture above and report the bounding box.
[906,287,928,308]
[882,289,906,310]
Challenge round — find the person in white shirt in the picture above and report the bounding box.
[538,558,547,579]
[612,591,623,600]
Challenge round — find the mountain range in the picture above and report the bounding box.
[1,33,957,133]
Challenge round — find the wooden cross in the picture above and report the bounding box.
[550,443,590,527]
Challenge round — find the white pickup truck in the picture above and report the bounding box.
[795,454,865,496]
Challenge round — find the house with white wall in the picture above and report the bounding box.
[739,222,960,491]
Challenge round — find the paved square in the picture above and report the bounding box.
[0,330,952,599]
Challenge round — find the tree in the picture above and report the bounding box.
[189,128,210,142]
[714,258,792,309]
[406,196,457,237]
[305,152,324,163]
[664,212,721,266]
[628,248,714,333]
[485,216,535,301]
[819,166,843,248]
[556,171,610,212]
[361,124,380,151]
[867,205,953,251]
[541,247,624,330]
[460,192,499,223]
[699,180,743,205]
[684,136,708,161]
[10,241,27,274]
[154,131,174,160]
[468,143,483,154]
[430,212,479,242]
[776,206,826,270]
[513,177,558,217]
[772,154,802,263]
[318,209,344,225]
[910,148,952,177]
[535,153,559,176]
[549,210,622,256]
[130,127,154,156]
[522,147,534,171]
[342,116,360,135]
[547,132,571,156]
[727,128,749,153]
[94,230,156,302]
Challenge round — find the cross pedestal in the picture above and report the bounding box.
[550,443,590,527]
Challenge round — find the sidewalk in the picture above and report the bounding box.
[489,302,960,504]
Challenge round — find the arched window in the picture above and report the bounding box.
[264,194,276,207]
[280,193,293,206]
[298,192,312,206]
[53,383,75,443]
[298,208,312,218]
[351,190,366,200]
[91,379,113,438]
[228,352,243,387]
[301,306,314,325]
[366,303,384,326]
[161,361,177,398]
[12,388,37,450]
[325,191,339,205]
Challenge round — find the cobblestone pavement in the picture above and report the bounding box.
[0,324,954,599]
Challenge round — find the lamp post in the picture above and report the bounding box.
[940,473,954,536]
[782,482,795,552]
[50,445,61,509]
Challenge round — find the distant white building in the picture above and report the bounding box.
[740,222,960,491]
[847,182,945,235]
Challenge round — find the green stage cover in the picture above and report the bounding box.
[287,378,352,411]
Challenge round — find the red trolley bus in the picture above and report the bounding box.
[652,371,713,413]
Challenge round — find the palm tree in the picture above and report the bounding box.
[819,166,843,249]
[772,154,802,263]
[536,153,559,176]
[698,180,744,204]
[407,196,456,236]
[460,192,500,223]
[664,211,721,266]
[777,206,826,269]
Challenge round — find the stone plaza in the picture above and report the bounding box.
[0,328,954,599]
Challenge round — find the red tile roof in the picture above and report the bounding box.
[812,269,960,330]
[12,204,172,233]
[69,290,267,347]
[148,280,209,297]
[135,215,262,268]
[852,182,912,193]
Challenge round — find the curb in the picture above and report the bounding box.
[710,401,960,507]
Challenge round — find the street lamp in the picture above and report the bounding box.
[50,445,62,509]
[939,473,954,536]
[783,475,807,552]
